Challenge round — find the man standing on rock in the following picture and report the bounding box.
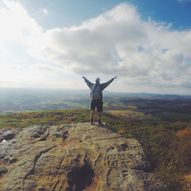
[82,76,117,125]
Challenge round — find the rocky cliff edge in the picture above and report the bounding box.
[0,123,165,191]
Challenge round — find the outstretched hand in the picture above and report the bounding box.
[114,76,117,79]
[82,76,85,79]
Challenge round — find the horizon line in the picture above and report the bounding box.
[0,87,191,96]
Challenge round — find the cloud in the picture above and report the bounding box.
[0,0,47,88]
[0,1,191,93]
[0,0,42,42]
[177,0,191,3]
[39,3,191,93]
[39,8,48,16]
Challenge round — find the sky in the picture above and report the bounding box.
[0,0,191,94]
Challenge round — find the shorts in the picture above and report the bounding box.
[91,99,103,112]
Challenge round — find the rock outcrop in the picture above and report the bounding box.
[0,129,15,142]
[0,123,164,191]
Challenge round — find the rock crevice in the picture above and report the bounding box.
[22,146,56,190]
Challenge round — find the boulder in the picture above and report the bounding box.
[0,123,165,191]
[0,130,15,141]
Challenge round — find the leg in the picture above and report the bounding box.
[90,100,96,125]
[98,112,102,125]
[98,99,103,125]
[90,110,94,125]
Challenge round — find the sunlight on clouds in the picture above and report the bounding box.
[0,0,60,88]
[0,0,81,89]
[0,1,191,93]
[0,0,42,43]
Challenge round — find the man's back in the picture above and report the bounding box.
[91,83,102,100]
[82,76,117,125]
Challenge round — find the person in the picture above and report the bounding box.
[82,76,117,125]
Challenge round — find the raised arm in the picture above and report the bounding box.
[82,76,94,89]
[101,76,117,90]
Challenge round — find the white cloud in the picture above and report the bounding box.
[39,8,48,16]
[39,3,191,93]
[0,0,47,88]
[0,1,191,94]
[0,0,42,43]
[177,0,191,3]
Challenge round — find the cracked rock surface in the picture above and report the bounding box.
[0,123,164,191]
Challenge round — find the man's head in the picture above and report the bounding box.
[95,77,100,84]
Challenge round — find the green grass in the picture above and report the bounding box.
[107,109,144,118]
[0,109,90,129]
